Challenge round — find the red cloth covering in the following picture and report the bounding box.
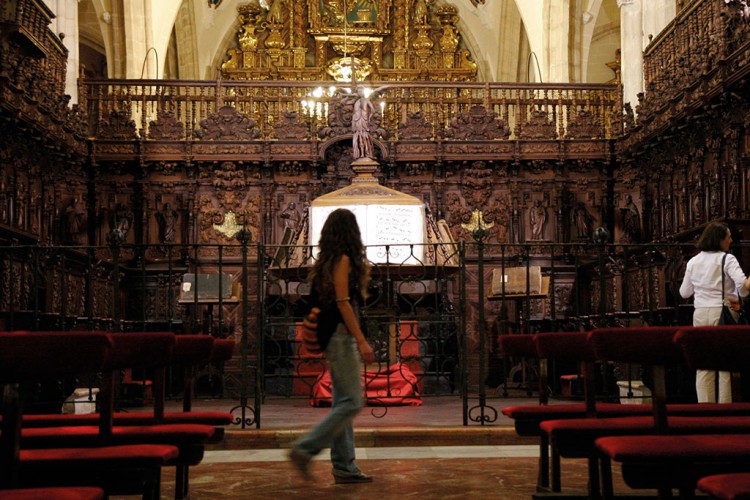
[311,362,423,407]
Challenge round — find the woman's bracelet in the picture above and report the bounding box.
[335,296,350,302]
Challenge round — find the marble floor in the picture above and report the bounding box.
[112,396,647,499]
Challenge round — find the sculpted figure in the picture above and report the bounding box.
[529,200,546,240]
[352,87,375,160]
[156,202,179,243]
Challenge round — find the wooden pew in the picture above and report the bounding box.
[501,331,653,494]
[0,331,178,499]
[15,332,219,500]
[595,326,750,497]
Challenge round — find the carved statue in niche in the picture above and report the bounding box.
[708,168,721,218]
[279,201,300,231]
[63,197,87,244]
[265,0,284,23]
[109,203,133,241]
[529,200,547,241]
[15,182,26,229]
[727,162,740,213]
[572,201,594,240]
[620,194,641,243]
[0,174,7,224]
[155,202,179,243]
[663,192,674,234]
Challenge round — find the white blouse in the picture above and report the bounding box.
[680,251,749,307]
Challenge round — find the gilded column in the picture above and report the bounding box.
[393,0,406,69]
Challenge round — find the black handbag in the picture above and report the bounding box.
[718,253,748,325]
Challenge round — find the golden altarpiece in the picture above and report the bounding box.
[220,0,477,82]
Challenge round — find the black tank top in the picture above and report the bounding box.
[309,278,360,351]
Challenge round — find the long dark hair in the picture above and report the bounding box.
[309,208,369,305]
[696,221,729,251]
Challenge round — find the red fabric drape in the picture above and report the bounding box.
[311,362,423,407]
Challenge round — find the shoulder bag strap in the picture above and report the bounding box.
[721,252,728,305]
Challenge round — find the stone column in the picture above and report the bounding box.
[642,0,676,49]
[42,0,80,104]
[617,0,644,112]
[544,0,570,82]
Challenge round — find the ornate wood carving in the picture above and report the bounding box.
[148,111,185,140]
[194,106,261,141]
[520,108,557,139]
[445,106,510,140]
[273,111,310,139]
[398,110,434,140]
[98,110,138,140]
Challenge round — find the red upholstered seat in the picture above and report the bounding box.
[210,338,236,362]
[544,415,750,456]
[499,331,601,491]
[22,411,233,427]
[597,434,750,491]
[0,332,179,499]
[697,473,750,500]
[502,402,651,435]
[498,334,537,359]
[593,326,750,496]
[20,444,179,468]
[675,326,750,371]
[19,424,215,451]
[0,487,104,500]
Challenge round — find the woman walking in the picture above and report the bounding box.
[289,208,375,483]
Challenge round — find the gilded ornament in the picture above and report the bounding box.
[461,209,494,233]
[213,210,243,238]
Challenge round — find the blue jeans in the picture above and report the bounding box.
[293,327,364,475]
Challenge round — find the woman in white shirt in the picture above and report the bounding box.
[680,221,750,403]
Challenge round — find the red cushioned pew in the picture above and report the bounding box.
[596,326,750,497]
[541,327,750,498]
[0,332,179,499]
[500,332,655,493]
[0,487,104,500]
[698,473,750,499]
[13,332,221,500]
[21,336,235,429]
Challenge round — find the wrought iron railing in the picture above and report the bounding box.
[0,239,732,427]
